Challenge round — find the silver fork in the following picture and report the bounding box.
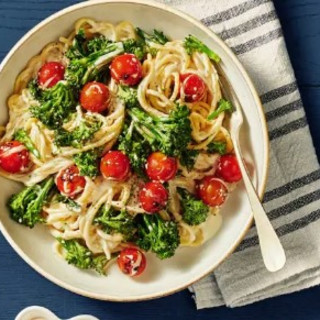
[216,64,286,272]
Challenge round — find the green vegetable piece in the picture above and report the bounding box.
[30,82,77,129]
[7,177,55,228]
[92,255,108,275]
[184,34,220,63]
[65,29,87,60]
[179,149,199,171]
[73,149,100,178]
[117,85,139,109]
[207,99,233,120]
[178,188,209,226]
[66,42,124,88]
[135,214,180,259]
[56,194,81,212]
[58,238,108,274]
[123,38,146,60]
[14,129,41,159]
[54,119,102,149]
[118,121,151,177]
[136,28,169,45]
[58,238,93,269]
[95,206,136,240]
[127,104,192,158]
[28,79,42,101]
[86,36,113,54]
[207,141,227,155]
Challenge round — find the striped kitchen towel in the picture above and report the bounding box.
[157,0,320,309]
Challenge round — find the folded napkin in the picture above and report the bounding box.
[156,0,320,309]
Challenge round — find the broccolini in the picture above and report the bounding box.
[178,188,209,226]
[135,214,180,259]
[7,177,55,228]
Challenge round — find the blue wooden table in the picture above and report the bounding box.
[1,0,320,318]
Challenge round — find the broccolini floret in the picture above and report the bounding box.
[7,177,55,228]
[118,104,193,175]
[66,42,124,88]
[54,119,102,148]
[117,85,139,109]
[29,81,77,129]
[128,105,192,158]
[184,35,220,63]
[14,129,41,159]
[65,29,87,60]
[94,206,136,240]
[135,214,180,259]
[178,188,209,226]
[86,36,113,54]
[73,149,101,178]
[123,38,146,60]
[136,28,169,45]
[179,149,199,171]
[207,99,233,120]
[58,238,108,274]
[207,141,227,155]
[118,121,151,177]
[55,194,81,213]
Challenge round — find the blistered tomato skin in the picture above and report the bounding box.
[139,181,168,213]
[0,141,31,174]
[146,152,178,182]
[80,81,111,113]
[197,176,228,207]
[100,151,131,181]
[216,154,242,183]
[55,165,86,198]
[38,62,65,88]
[110,54,142,86]
[180,73,207,102]
[117,247,146,277]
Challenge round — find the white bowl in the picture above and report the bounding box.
[0,0,269,301]
[15,306,99,320]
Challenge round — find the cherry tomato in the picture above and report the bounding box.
[110,54,142,86]
[139,181,168,213]
[55,165,86,198]
[80,81,111,113]
[100,151,131,181]
[146,152,178,182]
[216,154,242,183]
[197,176,228,207]
[117,247,146,277]
[38,62,65,88]
[180,73,207,102]
[0,141,31,174]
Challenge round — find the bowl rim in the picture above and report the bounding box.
[0,0,270,302]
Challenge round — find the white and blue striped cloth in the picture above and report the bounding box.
[157,0,320,309]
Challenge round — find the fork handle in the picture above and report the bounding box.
[232,140,286,272]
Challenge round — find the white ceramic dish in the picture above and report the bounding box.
[0,0,269,301]
[15,306,98,320]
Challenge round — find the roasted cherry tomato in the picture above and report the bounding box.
[146,152,178,182]
[216,154,242,183]
[110,54,142,86]
[0,141,31,174]
[139,181,168,213]
[197,176,228,207]
[180,73,207,102]
[117,247,146,277]
[80,81,111,113]
[55,165,86,198]
[100,151,131,181]
[38,62,65,88]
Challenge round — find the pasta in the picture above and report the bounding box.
[0,19,239,276]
